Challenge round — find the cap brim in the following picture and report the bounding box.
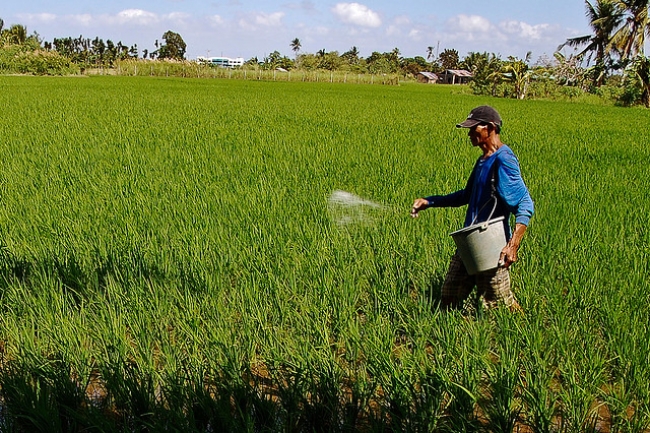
[456,119,481,128]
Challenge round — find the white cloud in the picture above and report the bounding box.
[394,16,411,26]
[449,14,493,33]
[115,9,159,26]
[254,12,285,27]
[386,15,413,38]
[236,11,285,31]
[16,13,57,23]
[386,25,400,36]
[501,20,552,40]
[286,1,316,12]
[165,12,191,21]
[209,15,225,26]
[332,3,381,28]
[69,14,94,26]
[408,29,422,41]
[60,9,189,28]
[443,14,508,44]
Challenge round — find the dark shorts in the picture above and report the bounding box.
[440,252,517,310]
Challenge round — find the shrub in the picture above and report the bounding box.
[0,44,78,75]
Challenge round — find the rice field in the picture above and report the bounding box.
[0,75,648,432]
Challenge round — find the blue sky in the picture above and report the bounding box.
[3,1,594,62]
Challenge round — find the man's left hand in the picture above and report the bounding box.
[499,243,519,268]
[499,223,527,268]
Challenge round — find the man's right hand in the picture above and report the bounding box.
[410,198,430,218]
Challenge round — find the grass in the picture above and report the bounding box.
[0,75,648,432]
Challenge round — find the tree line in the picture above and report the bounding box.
[1,0,649,106]
[0,19,186,67]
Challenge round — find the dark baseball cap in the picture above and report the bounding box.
[456,105,502,129]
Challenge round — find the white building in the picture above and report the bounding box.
[197,56,244,68]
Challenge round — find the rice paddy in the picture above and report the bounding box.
[0,75,648,432]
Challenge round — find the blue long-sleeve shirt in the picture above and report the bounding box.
[425,145,534,239]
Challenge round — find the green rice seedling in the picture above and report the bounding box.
[300,358,345,433]
[158,367,206,432]
[519,320,560,433]
[407,364,449,433]
[556,365,601,433]
[99,359,159,431]
[598,304,650,432]
[521,362,560,433]
[430,317,491,433]
[341,363,376,432]
[267,361,310,432]
[553,324,607,433]
[600,376,637,433]
[480,312,526,433]
[0,357,112,433]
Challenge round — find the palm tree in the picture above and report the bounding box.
[3,24,28,45]
[438,48,460,70]
[290,38,301,57]
[390,47,401,60]
[341,46,360,64]
[426,46,434,61]
[610,0,650,59]
[346,46,359,57]
[558,0,623,85]
[629,55,650,106]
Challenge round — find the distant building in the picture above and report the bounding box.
[197,56,244,68]
[417,72,439,84]
[440,69,473,84]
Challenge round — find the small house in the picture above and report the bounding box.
[440,69,473,85]
[417,72,439,84]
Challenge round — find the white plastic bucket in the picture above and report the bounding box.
[450,216,506,275]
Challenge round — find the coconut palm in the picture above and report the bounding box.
[426,46,434,61]
[341,46,360,65]
[558,0,623,85]
[558,0,622,62]
[609,0,650,59]
[1,24,28,45]
[290,38,301,57]
[630,55,650,105]
[608,0,650,106]
[438,48,460,70]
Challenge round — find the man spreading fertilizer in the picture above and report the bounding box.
[411,105,534,312]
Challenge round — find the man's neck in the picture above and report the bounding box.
[480,136,502,159]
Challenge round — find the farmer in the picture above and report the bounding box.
[411,105,534,312]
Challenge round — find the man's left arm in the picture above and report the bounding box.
[496,152,534,267]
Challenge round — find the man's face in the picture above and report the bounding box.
[468,123,490,147]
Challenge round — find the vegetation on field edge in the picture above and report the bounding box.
[2,0,650,106]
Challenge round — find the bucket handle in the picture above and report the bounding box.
[471,196,498,231]
[470,161,499,230]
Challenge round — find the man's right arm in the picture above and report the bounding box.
[411,190,469,217]
[411,163,476,217]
